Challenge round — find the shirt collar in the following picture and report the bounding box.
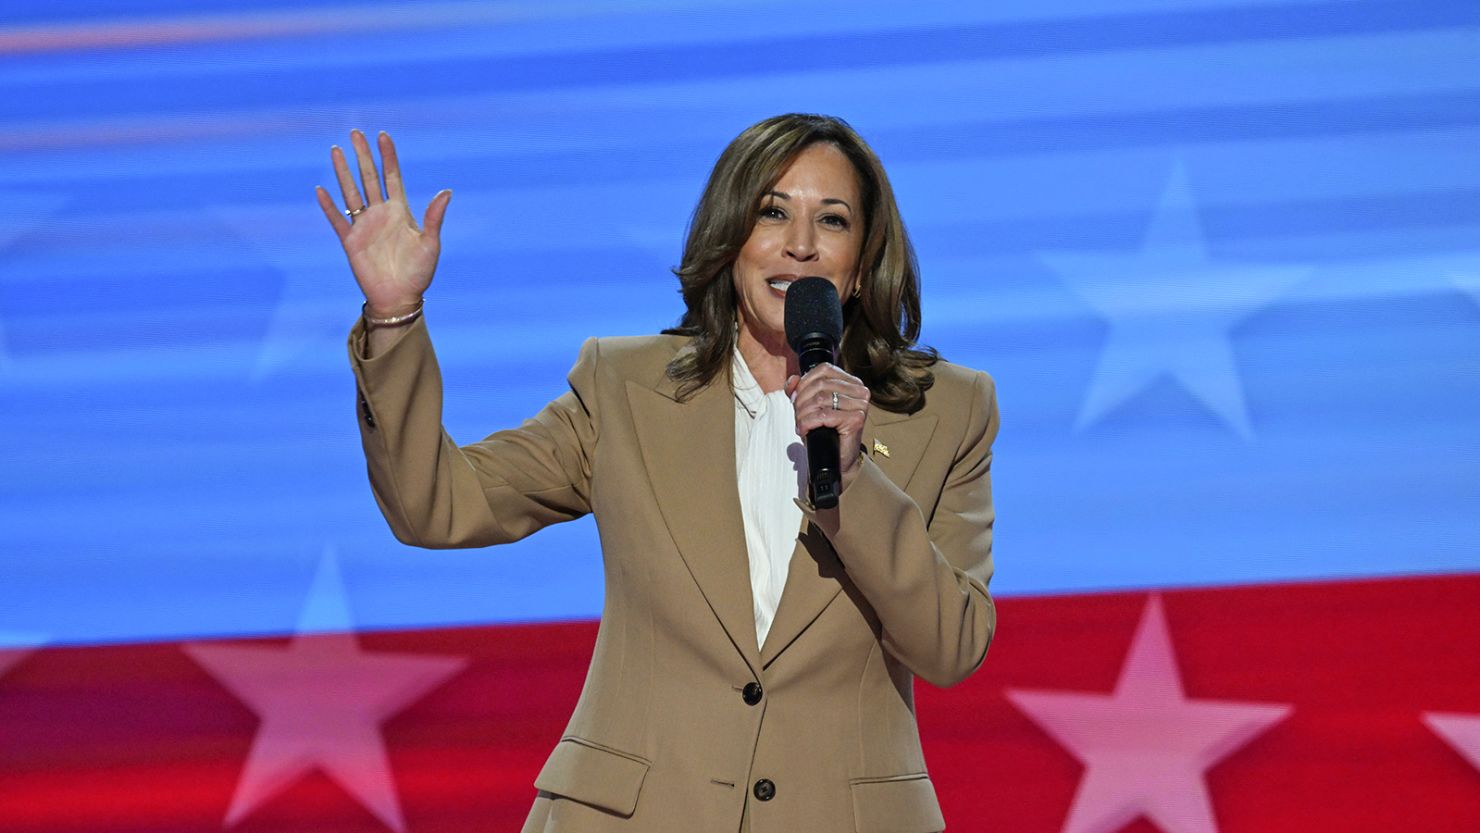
[731,346,766,419]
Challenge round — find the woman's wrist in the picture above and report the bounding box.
[837,447,864,494]
[363,297,424,328]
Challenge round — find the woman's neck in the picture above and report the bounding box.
[736,324,800,394]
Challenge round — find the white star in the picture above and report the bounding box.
[1039,164,1310,439]
[1424,711,1480,772]
[1006,595,1291,833]
[184,551,466,831]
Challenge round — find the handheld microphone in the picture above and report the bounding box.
[784,277,845,509]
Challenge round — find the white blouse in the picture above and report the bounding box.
[731,349,807,649]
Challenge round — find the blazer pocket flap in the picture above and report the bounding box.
[534,737,651,817]
[849,773,945,833]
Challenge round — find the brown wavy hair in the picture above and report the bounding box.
[662,113,937,413]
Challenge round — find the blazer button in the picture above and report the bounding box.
[753,778,775,801]
[742,682,763,705]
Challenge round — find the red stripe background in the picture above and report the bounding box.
[2,573,1476,832]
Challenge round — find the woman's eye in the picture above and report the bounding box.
[759,205,786,220]
[821,214,850,229]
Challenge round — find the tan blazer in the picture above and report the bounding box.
[348,317,999,833]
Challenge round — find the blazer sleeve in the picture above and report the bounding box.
[822,370,999,688]
[348,316,599,549]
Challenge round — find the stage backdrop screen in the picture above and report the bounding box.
[1,2,1477,832]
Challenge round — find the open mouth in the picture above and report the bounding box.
[766,275,800,294]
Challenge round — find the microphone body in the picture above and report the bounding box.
[796,335,842,508]
[784,277,846,509]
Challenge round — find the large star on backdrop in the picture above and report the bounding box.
[1006,595,1291,833]
[1424,712,1480,773]
[1039,164,1310,440]
[184,551,467,831]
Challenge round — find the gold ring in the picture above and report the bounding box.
[345,205,366,217]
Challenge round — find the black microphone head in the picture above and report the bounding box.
[784,277,844,351]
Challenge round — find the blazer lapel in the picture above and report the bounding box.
[760,407,939,667]
[857,407,938,499]
[626,370,763,675]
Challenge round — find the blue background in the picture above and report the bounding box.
[1,0,1477,647]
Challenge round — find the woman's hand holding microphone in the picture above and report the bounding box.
[314,130,451,357]
[787,365,871,506]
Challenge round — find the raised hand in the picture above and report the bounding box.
[315,130,451,316]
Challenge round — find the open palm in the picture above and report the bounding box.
[315,130,451,315]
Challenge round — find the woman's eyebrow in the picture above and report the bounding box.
[767,190,852,212]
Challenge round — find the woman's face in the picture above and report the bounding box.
[732,142,862,350]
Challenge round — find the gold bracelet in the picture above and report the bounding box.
[362,298,424,328]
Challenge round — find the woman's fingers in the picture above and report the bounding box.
[793,365,868,407]
[422,189,452,241]
[792,363,869,439]
[796,394,866,430]
[350,129,384,205]
[324,131,449,239]
[330,145,363,212]
[314,185,350,241]
[379,132,407,204]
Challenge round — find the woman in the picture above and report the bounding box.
[317,114,999,833]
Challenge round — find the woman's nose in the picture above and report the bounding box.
[785,221,818,261]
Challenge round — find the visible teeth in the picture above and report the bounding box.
[767,279,792,292]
